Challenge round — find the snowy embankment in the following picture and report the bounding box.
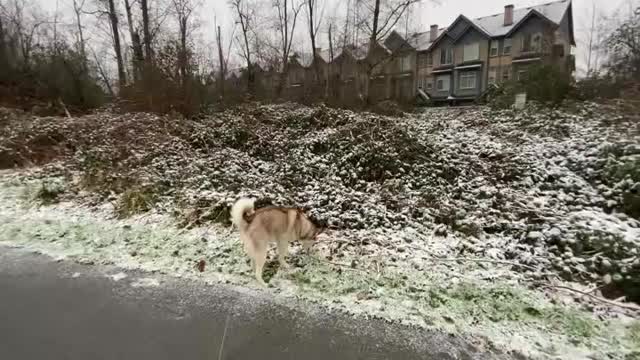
[0,103,639,358]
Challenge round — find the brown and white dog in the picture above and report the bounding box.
[230,198,324,286]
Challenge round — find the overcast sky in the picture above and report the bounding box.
[36,0,638,75]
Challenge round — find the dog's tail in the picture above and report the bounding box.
[230,198,255,230]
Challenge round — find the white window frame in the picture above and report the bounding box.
[459,72,477,90]
[463,42,480,62]
[503,38,512,55]
[488,68,497,85]
[490,41,499,57]
[517,69,528,81]
[532,33,542,52]
[436,75,450,91]
[502,67,511,81]
[400,55,412,71]
[440,47,453,65]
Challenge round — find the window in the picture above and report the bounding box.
[502,67,511,81]
[552,44,565,58]
[503,38,512,55]
[488,68,497,85]
[463,42,480,62]
[490,41,499,57]
[418,54,428,68]
[522,33,541,53]
[436,75,450,91]
[418,77,433,91]
[440,47,453,65]
[459,72,477,89]
[517,69,528,81]
[400,55,411,71]
[427,53,433,66]
[532,33,542,52]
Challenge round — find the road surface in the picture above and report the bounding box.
[0,246,509,360]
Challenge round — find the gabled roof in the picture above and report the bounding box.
[413,0,572,51]
[291,48,343,67]
[448,14,492,39]
[405,28,446,52]
[471,0,571,37]
[290,52,314,67]
[426,14,491,50]
[346,41,391,61]
[318,48,342,63]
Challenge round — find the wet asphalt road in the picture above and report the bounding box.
[0,246,509,360]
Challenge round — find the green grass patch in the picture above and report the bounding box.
[627,321,640,349]
[115,186,160,218]
[19,179,66,205]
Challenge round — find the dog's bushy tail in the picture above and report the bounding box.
[230,198,255,230]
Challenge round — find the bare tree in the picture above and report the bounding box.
[94,0,127,88]
[214,15,235,98]
[305,0,325,82]
[123,0,144,81]
[141,0,152,61]
[216,22,225,96]
[171,0,196,85]
[0,0,48,67]
[358,0,421,102]
[273,0,304,96]
[92,46,115,96]
[230,0,257,93]
[72,0,88,71]
[364,0,421,49]
[605,5,640,81]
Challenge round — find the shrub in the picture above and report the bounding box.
[490,64,575,109]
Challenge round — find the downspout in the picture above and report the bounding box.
[484,38,491,98]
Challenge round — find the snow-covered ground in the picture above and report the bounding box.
[0,173,637,359]
[1,103,640,358]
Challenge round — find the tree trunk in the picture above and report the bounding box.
[308,0,319,87]
[370,0,381,49]
[107,0,127,88]
[0,16,6,68]
[179,17,188,85]
[327,22,333,98]
[216,25,225,98]
[73,0,87,72]
[364,0,382,104]
[141,0,152,62]
[124,0,143,81]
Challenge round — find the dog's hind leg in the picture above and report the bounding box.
[253,242,268,287]
[276,239,290,270]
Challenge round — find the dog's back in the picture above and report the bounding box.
[247,207,302,242]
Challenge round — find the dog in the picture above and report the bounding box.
[230,198,324,286]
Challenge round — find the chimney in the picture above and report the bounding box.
[430,24,438,41]
[504,4,514,26]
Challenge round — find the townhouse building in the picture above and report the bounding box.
[415,0,575,102]
[224,0,575,104]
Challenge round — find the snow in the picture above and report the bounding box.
[106,272,128,282]
[131,278,161,288]
[1,102,640,358]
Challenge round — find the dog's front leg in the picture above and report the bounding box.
[276,239,290,270]
[301,240,313,254]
